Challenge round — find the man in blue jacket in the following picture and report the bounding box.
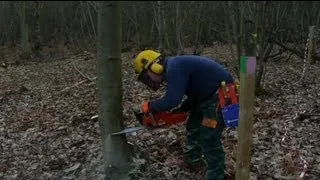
[133,50,234,180]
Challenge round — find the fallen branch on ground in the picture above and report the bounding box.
[39,77,97,107]
[297,113,320,121]
[59,77,97,94]
[272,40,304,59]
[71,58,95,82]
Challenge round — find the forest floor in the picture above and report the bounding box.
[0,44,319,180]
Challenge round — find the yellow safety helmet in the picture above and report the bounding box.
[133,50,164,76]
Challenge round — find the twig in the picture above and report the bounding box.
[39,77,97,107]
[281,111,309,180]
[267,49,286,59]
[91,115,98,120]
[294,27,313,86]
[71,58,94,82]
[297,156,308,180]
[272,40,304,59]
[59,77,97,94]
[302,113,320,117]
[298,36,309,84]
[274,175,296,180]
[0,111,7,117]
[284,51,294,62]
[281,126,288,143]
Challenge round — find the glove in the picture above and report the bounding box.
[134,111,158,128]
[133,101,151,114]
[141,101,150,114]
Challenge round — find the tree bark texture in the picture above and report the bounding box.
[97,1,133,179]
[20,1,30,59]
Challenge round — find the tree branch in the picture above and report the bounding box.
[272,40,304,59]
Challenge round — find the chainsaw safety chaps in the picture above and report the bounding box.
[185,94,225,180]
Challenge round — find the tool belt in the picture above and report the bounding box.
[217,81,240,128]
[179,81,240,128]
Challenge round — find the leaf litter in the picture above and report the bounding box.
[0,44,319,180]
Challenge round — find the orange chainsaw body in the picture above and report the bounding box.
[135,111,188,127]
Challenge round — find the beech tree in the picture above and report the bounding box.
[97,1,133,179]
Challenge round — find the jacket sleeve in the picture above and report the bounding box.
[149,67,188,113]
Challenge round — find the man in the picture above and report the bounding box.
[133,50,234,180]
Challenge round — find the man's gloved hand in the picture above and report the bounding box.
[133,101,151,114]
[141,101,150,114]
[134,111,158,128]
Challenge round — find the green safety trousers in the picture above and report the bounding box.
[184,94,225,180]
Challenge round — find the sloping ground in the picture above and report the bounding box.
[0,44,319,180]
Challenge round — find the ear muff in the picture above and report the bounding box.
[150,63,163,74]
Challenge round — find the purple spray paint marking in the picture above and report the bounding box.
[247,57,256,74]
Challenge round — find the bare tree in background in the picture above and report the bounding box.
[175,1,184,55]
[0,1,319,64]
[193,2,204,55]
[225,1,245,76]
[32,1,43,58]
[157,1,164,53]
[19,1,30,60]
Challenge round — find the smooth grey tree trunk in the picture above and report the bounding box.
[20,1,30,59]
[97,1,133,180]
[157,1,164,53]
[175,1,184,55]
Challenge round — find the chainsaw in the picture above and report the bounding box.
[111,111,188,136]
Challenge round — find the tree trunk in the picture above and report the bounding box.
[157,1,164,53]
[175,1,184,55]
[33,1,43,58]
[228,1,244,76]
[244,21,255,57]
[193,2,204,55]
[9,2,16,46]
[254,2,265,89]
[237,1,245,70]
[223,1,238,77]
[20,1,30,60]
[97,1,133,179]
[87,3,97,39]
[308,26,316,64]
[300,25,316,85]
[236,14,257,180]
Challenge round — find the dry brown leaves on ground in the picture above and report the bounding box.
[0,45,319,180]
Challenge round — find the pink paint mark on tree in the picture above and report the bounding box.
[247,57,256,75]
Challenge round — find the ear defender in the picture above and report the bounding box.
[150,63,163,74]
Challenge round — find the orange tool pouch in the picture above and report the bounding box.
[201,118,218,128]
[217,81,240,128]
[217,82,239,108]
